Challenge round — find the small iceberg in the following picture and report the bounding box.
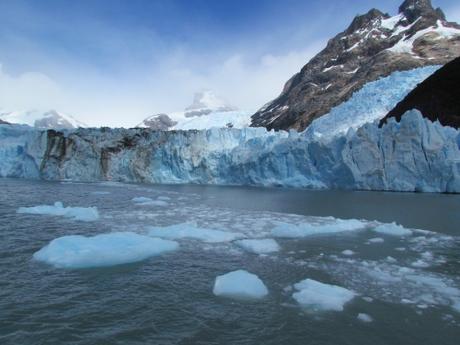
[367,237,384,244]
[148,223,243,243]
[235,239,280,254]
[357,313,373,322]
[17,202,99,222]
[132,197,168,206]
[33,232,179,268]
[292,278,356,311]
[373,222,412,236]
[271,218,367,238]
[213,270,268,300]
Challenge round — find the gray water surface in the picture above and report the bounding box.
[0,178,459,345]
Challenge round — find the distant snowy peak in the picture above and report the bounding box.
[251,0,460,131]
[0,109,87,129]
[139,90,248,130]
[184,90,237,118]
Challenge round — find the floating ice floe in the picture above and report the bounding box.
[132,197,168,206]
[33,232,179,268]
[373,222,412,237]
[235,239,280,254]
[271,218,367,238]
[292,278,356,311]
[322,256,460,313]
[17,202,99,222]
[90,191,111,195]
[213,270,268,300]
[342,250,355,256]
[367,237,385,244]
[357,313,373,322]
[148,223,243,243]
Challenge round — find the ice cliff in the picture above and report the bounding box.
[1,109,460,193]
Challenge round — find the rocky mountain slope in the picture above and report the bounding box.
[0,109,86,129]
[251,0,460,131]
[381,56,460,128]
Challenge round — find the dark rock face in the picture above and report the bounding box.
[0,119,10,125]
[251,0,460,131]
[381,57,460,128]
[139,114,178,130]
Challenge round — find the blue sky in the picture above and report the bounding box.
[0,0,459,126]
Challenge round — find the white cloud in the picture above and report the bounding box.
[0,66,62,110]
[0,39,325,127]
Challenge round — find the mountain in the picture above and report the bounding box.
[0,109,87,129]
[138,90,251,130]
[251,0,460,131]
[0,119,9,125]
[381,56,460,128]
[184,90,237,118]
[140,114,178,131]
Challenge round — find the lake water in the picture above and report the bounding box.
[1,178,459,344]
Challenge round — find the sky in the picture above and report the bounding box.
[0,0,459,127]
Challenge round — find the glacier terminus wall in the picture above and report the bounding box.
[1,110,460,193]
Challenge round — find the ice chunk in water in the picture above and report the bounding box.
[271,218,367,238]
[213,270,268,300]
[132,197,168,206]
[292,278,356,311]
[148,223,243,243]
[132,197,153,203]
[342,250,355,256]
[367,237,385,244]
[33,232,179,268]
[357,313,373,322]
[235,239,280,254]
[373,222,412,236]
[17,202,99,221]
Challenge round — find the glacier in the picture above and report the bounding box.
[306,66,440,138]
[1,108,460,193]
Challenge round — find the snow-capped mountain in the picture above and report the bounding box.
[138,90,251,130]
[0,109,87,129]
[251,0,460,131]
[184,90,237,117]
